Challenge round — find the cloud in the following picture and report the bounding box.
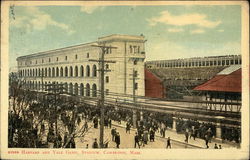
[190,29,205,34]
[167,28,184,33]
[80,6,104,14]
[10,7,75,35]
[148,11,221,28]
[218,29,224,32]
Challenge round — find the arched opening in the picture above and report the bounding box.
[69,83,73,95]
[38,68,41,77]
[60,67,63,77]
[45,82,47,90]
[86,65,90,77]
[38,81,40,90]
[56,67,59,77]
[65,67,68,77]
[70,66,73,77]
[86,83,90,96]
[80,83,84,96]
[45,68,47,77]
[92,84,97,97]
[92,65,97,77]
[35,69,38,77]
[74,83,78,95]
[75,66,78,77]
[52,67,55,77]
[80,66,84,77]
[35,81,37,90]
[49,68,51,77]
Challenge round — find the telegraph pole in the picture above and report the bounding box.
[46,82,65,148]
[130,69,139,128]
[89,44,116,148]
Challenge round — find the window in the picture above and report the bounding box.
[65,56,67,61]
[134,60,137,65]
[137,46,140,53]
[106,76,109,83]
[106,64,109,69]
[92,65,97,77]
[130,45,133,53]
[36,60,37,64]
[230,60,234,65]
[70,66,73,77]
[134,71,138,77]
[222,60,225,65]
[75,66,78,77]
[235,59,239,64]
[133,46,137,53]
[42,59,44,63]
[30,61,32,64]
[75,54,78,59]
[86,53,89,58]
[134,83,138,90]
[56,57,59,61]
[49,58,51,62]
[86,65,90,77]
[106,89,109,95]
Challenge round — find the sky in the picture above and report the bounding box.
[9,5,241,69]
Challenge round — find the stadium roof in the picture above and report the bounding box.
[194,67,241,93]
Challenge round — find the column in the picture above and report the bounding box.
[215,116,225,140]
[172,117,177,131]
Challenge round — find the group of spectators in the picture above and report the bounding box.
[9,97,241,149]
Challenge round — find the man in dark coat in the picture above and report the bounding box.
[115,132,120,148]
[166,137,171,149]
[111,128,116,141]
[134,132,140,148]
[149,129,155,142]
[92,138,99,148]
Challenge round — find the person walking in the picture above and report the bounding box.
[149,129,155,142]
[115,132,120,148]
[111,128,116,141]
[134,132,140,149]
[166,137,171,149]
[83,121,88,132]
[205,134,209,148]
[184,129,189,143]
[126,122,131,134]
[143,130,149,146]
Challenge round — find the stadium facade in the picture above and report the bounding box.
[16,34,146,99]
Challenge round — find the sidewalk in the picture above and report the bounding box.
[111,120,240,149]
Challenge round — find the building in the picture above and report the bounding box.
[16,34,146,100]
[145,69,165,98]
[193,65,241,112]
[146,55,241,69]
[145,55,241,100]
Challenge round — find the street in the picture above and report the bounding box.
[74,120,196,149]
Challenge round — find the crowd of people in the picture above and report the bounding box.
[8,96,241,149]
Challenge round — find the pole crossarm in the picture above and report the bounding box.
[88,44,117,148]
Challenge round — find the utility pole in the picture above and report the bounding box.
[89,44,116,148]
[46,82,65,148]
[130,69,139,128]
